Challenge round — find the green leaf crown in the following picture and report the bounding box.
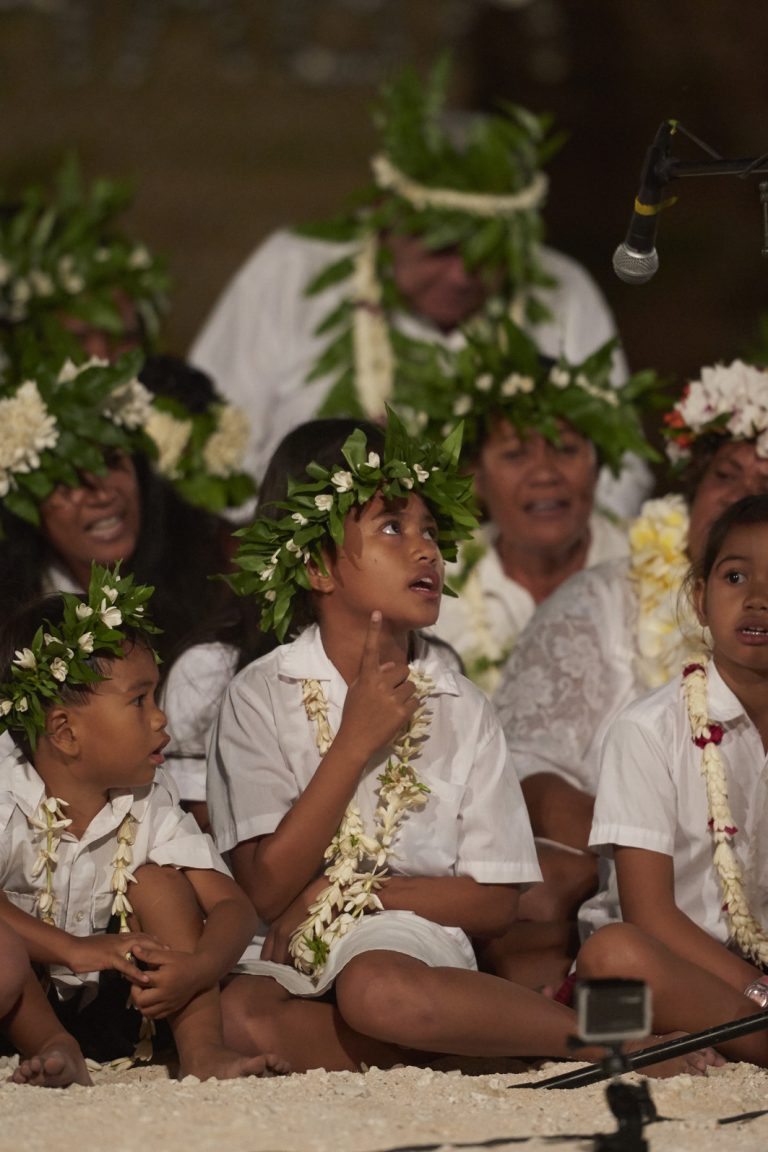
[0,562,160,750]
[404,317,662,475]
[0,156,170,374]
[228,409,479,641]
[297,57,564,419]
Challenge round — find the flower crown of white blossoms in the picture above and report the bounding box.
[0,351,255,523]
[663,359,768,465]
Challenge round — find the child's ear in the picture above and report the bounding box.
[306,553,335,594]
[692,577,708,627]
[44,706,79,756]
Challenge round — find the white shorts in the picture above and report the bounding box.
[233,909,477,996]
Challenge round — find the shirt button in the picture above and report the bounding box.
[75,911,85,922]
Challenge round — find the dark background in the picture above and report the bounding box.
[1,0,766,384]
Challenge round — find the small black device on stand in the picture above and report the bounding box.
[570,979,656,1152]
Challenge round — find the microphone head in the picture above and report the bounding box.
[612,243,659,284]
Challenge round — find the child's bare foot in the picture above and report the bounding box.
[181,1045,290,1081]
[10,1034,91,1088]
[627,1032,726,1079]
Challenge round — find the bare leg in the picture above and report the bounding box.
[476,921,578,992]
[221,974,422,1073]
[129,864,288,1080]
[334,951,719,1076]
[2,946,90,1087]
[476,846,595,990]
[577,922,768,1066]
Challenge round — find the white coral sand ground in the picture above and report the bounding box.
[2,1058,768,1152]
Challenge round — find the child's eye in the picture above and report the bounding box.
[724,570,746,585]
[423,524,438,541]
[556,441,581,456]
[132,694,147,707]
[381,520,401,535]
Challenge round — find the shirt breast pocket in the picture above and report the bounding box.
[393,776,466,876]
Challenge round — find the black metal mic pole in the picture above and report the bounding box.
[514,1007,768,1090]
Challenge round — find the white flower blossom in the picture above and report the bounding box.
[50,657,69,682]
[413,464,429,483]
[16,697,28,713]
[0,700,12,716]
[331,470,354,492]
[202,404,250,477]
[78,632,94,654]
[475,373,494,393]
[366,451,381,468]
[291,513,309,527]
[13,648,36,670]
[99,602,123,628]
[453,395,472,416]
[103,379,154,430]
[315,494,334,511]
[0,381,59,497]
[144,408,192,479]
[500,372,535,397]
[549,366,571,389]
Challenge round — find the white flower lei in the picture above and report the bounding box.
[371,153,549,217]
[629,494,701,689]
[351,232,395,418]
[29,796,72,924]
[682,657,768,966]
[288,668,434,979]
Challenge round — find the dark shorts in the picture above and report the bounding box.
[46,970,172,1064]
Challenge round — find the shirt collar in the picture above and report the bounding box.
[707,660,752,724]
[278,624,460,697]
[1,741,153,836]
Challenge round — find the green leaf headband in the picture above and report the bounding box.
[144,395,256,514]
[0,350,154,526]
[0,156,169,373]
[0,562,160,750]
[403,318,662,476]
[228,409,479,641]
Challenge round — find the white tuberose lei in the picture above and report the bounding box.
[288,669,434,980]
[682,657,768,966]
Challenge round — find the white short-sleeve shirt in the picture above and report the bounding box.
[207,625,541,972]
[0,749,230,997]
[581,662,768,944]
[160,642,239,802]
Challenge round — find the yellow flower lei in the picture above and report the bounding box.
[682,657,768,966]
[629,494,701,689]
[289,668,434,980]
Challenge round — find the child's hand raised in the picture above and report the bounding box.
[338,611,419,762]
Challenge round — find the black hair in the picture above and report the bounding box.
[0,592,153,761]
[138,354,218,415]
[678,433,738,503]
[691,493,768,587]
[254,418,386,640]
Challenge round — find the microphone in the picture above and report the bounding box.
[613,122,675,284]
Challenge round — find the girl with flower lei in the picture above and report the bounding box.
[0,562,288,1081]
[207,413,705,1075]
[577,493,768,1066]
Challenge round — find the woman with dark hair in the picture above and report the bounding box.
[409,318,659,695]
[0,351,257,829]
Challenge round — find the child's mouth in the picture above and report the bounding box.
[410,574,441,599]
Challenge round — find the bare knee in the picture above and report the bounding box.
[336,954,438,1044]
[130,864,203,942]
[0,922,29,1013]
[576,922,659,982]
